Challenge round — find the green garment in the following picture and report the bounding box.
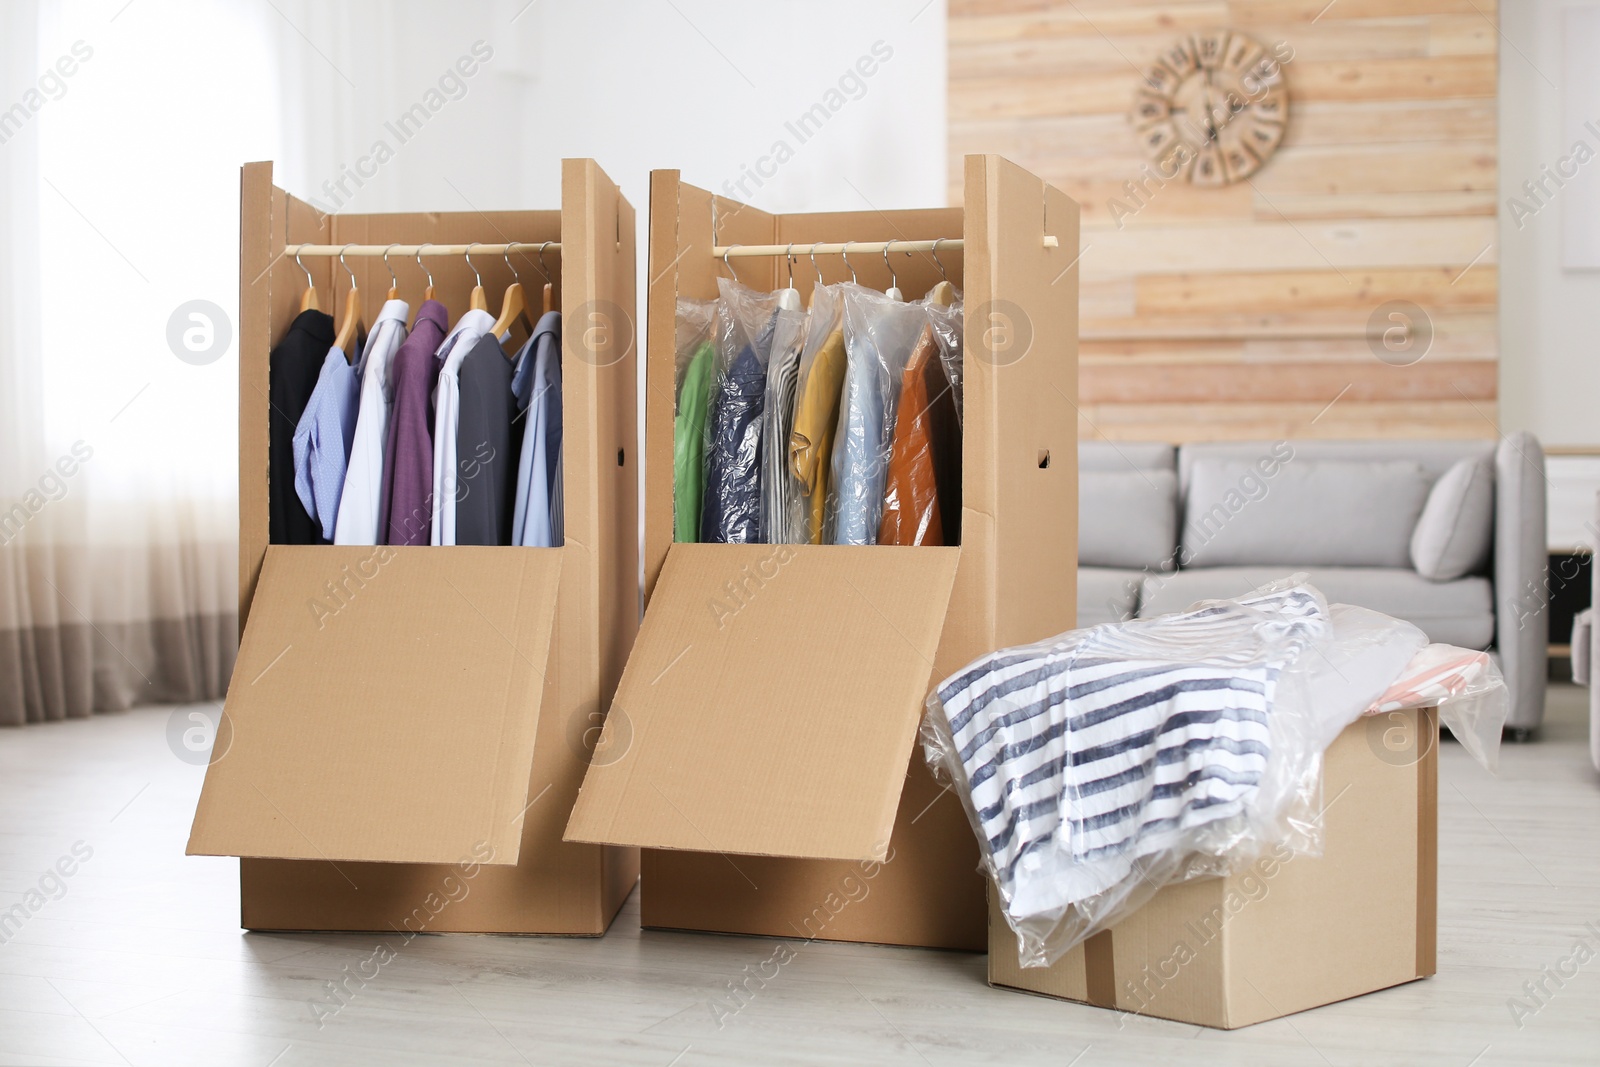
[673,341,717,541]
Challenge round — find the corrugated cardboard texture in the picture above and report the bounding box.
[989,708,1440,1029]
[188,546,560,865]
[585,156,1079,948]
[567,545,958,861]
[205,160,638,933]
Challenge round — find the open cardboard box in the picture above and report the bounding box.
[990,707,1440,1028]
[185,159,640,934]
[563,155,1081,950]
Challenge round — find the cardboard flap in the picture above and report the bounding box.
[188,546,561,865]
[565,544,958,862]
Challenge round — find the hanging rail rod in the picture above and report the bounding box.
[709,237,1058,258]
[281,242,560,257]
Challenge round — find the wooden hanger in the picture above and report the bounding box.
[333,246,364,360]
[928,238,957,307]
[537,241,555,315]
[383,244,400,300]
[467,243,489,312]
[492,245,533,350]
[296,250,320,312]
[415,244,437,303]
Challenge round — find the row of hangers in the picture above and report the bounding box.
[721,239,958,314]
[295,242,557,361]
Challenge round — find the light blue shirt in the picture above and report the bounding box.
[292,345,360,542]
[511,312,563,547]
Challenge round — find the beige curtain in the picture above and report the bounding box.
[0,0,266,725]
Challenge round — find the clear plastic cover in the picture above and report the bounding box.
[788,284,847,545]
[922,576,1475,968]
[672,297,719,543]
[760,304,810,545]
[1362,642,1510,774]
[924,291,964,425]
[829,284,927,545]
[701,279,781,543]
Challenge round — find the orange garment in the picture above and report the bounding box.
[879,325,962,546]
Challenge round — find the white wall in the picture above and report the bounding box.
[272,0,948,221]
[1500,0,1600,448]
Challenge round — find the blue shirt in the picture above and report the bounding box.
[511,312,563,547]
[292,345,360,542]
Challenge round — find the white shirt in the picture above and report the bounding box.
[333,299,409,545]
[430,309,498,546]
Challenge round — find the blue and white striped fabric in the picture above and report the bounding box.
[932,585,1329,916]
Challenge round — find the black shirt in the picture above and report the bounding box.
[268,309,335,545]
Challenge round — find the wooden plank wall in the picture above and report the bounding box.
[949,0,1499,443]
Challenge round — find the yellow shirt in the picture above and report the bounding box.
[787,328,847,544]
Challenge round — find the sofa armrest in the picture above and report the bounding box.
[1495,431,1547,732]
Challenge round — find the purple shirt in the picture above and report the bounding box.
[378,300,449,545]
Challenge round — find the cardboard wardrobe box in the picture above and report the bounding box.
[990,706,1440,1029]
[563,155,1081,950]
[185,159,640,934]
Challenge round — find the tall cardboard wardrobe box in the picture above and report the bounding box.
[186,159,639,934]
[565,155,1080,950]
[990,707,1441,1028]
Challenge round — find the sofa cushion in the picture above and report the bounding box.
[1080,469,1178,571]
[1081,440,1175,473]
[1182,459,1432,569]
[1078,567,1142,628]
[1411,457,1494,581]
[1138,566,1494,648]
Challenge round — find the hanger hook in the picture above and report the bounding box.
[465,242,483,288]
[841,242,858,284]
[930,238,950,282]
[883,241,898,291]
[415,244,435,289]
[723,245,742,284]
[339,244,357,289]
[810,245,821,285]
[294,248,314,290]
[503,243,522,284]
[382,244,400,291]
[786,243,795,289]
[536,241,553,284]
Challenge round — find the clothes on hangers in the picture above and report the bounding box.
[789,328,845,545]
[673,341,716,543]
[292,340,362,542]
[269,309,335,545]
[511,311,564,548]
[830,286,923,545]
[334,299,409,545]
[700,320,771,543]
[759,312,807,544]
[453,333,520,546]
[430,309,498,546]
[378,299,449,545]
[879,324,961,547]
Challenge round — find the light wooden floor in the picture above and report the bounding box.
[1,688,1596,1066]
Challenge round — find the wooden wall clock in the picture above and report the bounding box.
[1132,30,1289,185]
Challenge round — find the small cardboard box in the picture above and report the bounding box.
[989,707,1439,1028]
[563,156,1081,950]
[186,159,640,934]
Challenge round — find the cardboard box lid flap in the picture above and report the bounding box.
[564,544,958,861]
[187,546,561,866]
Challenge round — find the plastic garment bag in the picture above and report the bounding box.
[878,321,961,546]
[829,284,925,545]
[787,284,847,545]
[672,298,718,542]
[700,278,779,543]
[760,302,809,545]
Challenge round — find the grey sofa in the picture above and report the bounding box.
[1078,436,1548,736]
